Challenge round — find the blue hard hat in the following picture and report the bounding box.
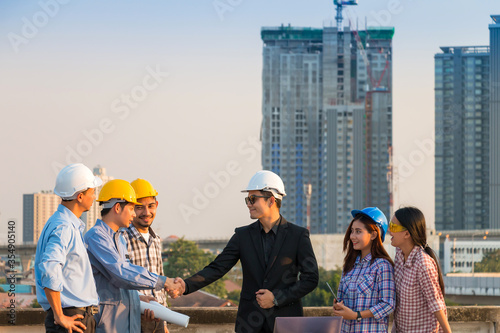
[351,207,388,242]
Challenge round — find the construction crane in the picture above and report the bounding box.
[333,0,395,212]
[334,0,358,31]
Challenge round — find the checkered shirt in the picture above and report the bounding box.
[124,225,166,306]
[337,253,396,333]
[392,246,447,333]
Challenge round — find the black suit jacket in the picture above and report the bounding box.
[184,217,319,333]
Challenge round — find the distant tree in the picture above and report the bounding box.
[164,238,228,298]
[0,277,6,284]
[226,290,240,305]
[474,249,500,273]
[0,286,4,293]
[302,287,332,307]
[30,298,42,308]
[302,267,342,307]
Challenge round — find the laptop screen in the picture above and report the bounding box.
[273,316,343,333]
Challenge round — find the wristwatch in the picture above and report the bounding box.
[273,297,279,307]
[356,311,362,322]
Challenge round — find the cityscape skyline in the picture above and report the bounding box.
[0,1,498,241]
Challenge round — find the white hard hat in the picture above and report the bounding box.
[54,163,103,200]
[241,170,286,199]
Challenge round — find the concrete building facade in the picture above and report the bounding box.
[443,237,500,274]
[489,15,500,229]
[435,46,490,230]
[23,192,60,244]
[261,25,393,233]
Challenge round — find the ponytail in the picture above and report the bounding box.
[423,245,445,295]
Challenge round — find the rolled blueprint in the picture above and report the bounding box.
[140,301,190,327]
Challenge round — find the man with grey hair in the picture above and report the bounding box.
[35,163,102,333]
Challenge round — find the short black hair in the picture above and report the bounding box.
[261,191,281,209]
[100,201,129,217]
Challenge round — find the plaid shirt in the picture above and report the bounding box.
[124,225,166,306]
[392,247,447,333]
[337,253,395,333]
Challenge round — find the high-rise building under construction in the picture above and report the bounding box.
[260,25,393,233]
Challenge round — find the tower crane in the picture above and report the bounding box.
[334,0,358,31]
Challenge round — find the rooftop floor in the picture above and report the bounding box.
[1,306,499,332]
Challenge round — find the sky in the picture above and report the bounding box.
[0,0,498,241]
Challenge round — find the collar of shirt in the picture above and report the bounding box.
[58,204,85,235]
[128,224,158,242]
[355,252,373,266]
[94,219,116,238]
[259,216,281,235]
[396,246,421,268]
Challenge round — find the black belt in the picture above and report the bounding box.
[50,306,99,315]
[74,306,99,315]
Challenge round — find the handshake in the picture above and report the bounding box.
[164,277,186,299]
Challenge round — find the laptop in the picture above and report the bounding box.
[273,316,343,333]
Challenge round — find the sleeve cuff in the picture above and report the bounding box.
[272,289,284,306]
[41,275,63,292]
[369,302,394,321]
[155,275,167,291]
[429,299,446,313]
[369,306,384,321]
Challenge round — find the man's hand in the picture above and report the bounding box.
[174,277,186,294]
[45,288,86,333]
[139,295,160,322]
[255,289,275,309]
[142,308,159,322]
[165,277,184,298]
[53,313,86,333]
[332,301,356,320]
[139,295,156,303]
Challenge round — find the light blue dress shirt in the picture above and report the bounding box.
[35,204,99,311]
[84,219,167,333]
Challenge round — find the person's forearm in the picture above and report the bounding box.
[434,310,452,333]
[44,288,63,319]
[360,309,374,319]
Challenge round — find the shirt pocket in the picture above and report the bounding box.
[357,273,376,295]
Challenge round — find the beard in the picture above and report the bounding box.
[134,215,153,228]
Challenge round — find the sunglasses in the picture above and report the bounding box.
[244,195,271,205]
[389,222,407,233]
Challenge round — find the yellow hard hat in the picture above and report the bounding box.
[130,178,158,199]
[97,179,140,204]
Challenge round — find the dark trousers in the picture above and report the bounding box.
[45,307,96,333]
[141,319,166,333]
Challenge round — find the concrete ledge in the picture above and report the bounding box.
[173,307,236,324]
[1,306,499,326]
[0,308,45,326]
[448,306,500,322]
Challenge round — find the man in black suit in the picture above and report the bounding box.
[175,170,319,333]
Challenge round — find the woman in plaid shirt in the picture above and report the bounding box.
[333,207,396,332]
[389,207,451,333]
